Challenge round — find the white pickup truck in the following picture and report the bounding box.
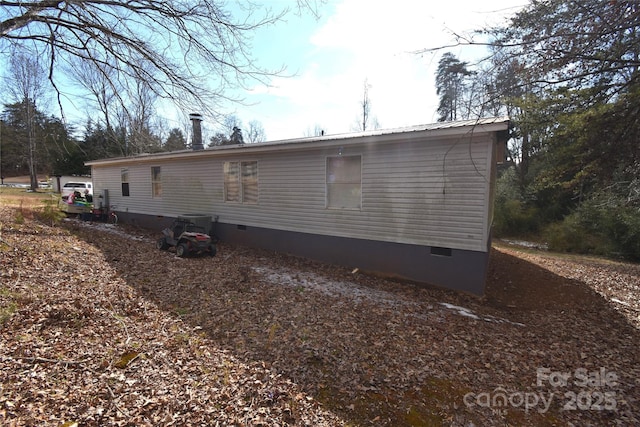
[61,181,93,198]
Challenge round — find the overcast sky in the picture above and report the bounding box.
[225,0,527,141]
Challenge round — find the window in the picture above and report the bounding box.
[241,161,258,204]
[224,161,258,204]
[121,168,130,197]
[151,166,162,197]
[224,162,240,202]
[326,155,362,209]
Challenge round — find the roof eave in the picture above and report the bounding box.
[86,117,510,167]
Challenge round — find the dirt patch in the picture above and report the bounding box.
[1,203,639,426]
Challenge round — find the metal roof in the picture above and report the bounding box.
[86,116,510,166]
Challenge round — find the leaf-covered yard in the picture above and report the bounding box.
[1,201,639,426]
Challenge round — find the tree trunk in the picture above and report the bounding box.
[519,131,530,190]
[27,105,38,192]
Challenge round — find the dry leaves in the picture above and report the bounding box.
[0,205,639,426]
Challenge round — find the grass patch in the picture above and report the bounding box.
[1,188,64,226]
[0,301,18,324]
[0,287,21,324]
[0,187,56,208]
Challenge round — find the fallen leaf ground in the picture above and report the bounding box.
[0,196,639,426]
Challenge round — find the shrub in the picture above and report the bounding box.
[543,214,612,256]
[493,166,542,237]
[544,195,640,261]
[494,198,541,237]
[14,209,25,224]
[36,199,66,226]
[603,206,640,260]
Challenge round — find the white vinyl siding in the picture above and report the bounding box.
[90,129,498,253]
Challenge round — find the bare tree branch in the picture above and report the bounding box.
[0,1,298,116]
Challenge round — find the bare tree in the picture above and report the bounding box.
[124,77,161,155]
[65,58,130,157]
[222,115,243,136]
[304,124,325,137]
[207,114,244,146]
[65,59,119,131]
[246,120,266,143]
[352,78,379,131]
[0,1,306,115]
[68,58,163,155]
[6,53,48,191]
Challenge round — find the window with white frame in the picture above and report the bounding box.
[326,155,362,209]
[151,166,162,197]
[224,161,258,204]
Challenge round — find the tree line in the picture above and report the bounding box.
[432,0,639,260]
[0,97,267,179]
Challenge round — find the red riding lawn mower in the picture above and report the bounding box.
[157,219,216,257]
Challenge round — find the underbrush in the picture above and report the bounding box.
[543,201,640,261]
[493,169,640,262]
[35,199,66,226]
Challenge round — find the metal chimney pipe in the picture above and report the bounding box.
[189,113,204,150]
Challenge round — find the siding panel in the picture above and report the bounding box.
[91,132,495,252]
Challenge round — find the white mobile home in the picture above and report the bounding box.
[87,117,509,295]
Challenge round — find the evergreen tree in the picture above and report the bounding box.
[208,132,230,147]
[1,100,78,178]
[164,128,188,151]
[229,126,244,145]
[435,53,473,122]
